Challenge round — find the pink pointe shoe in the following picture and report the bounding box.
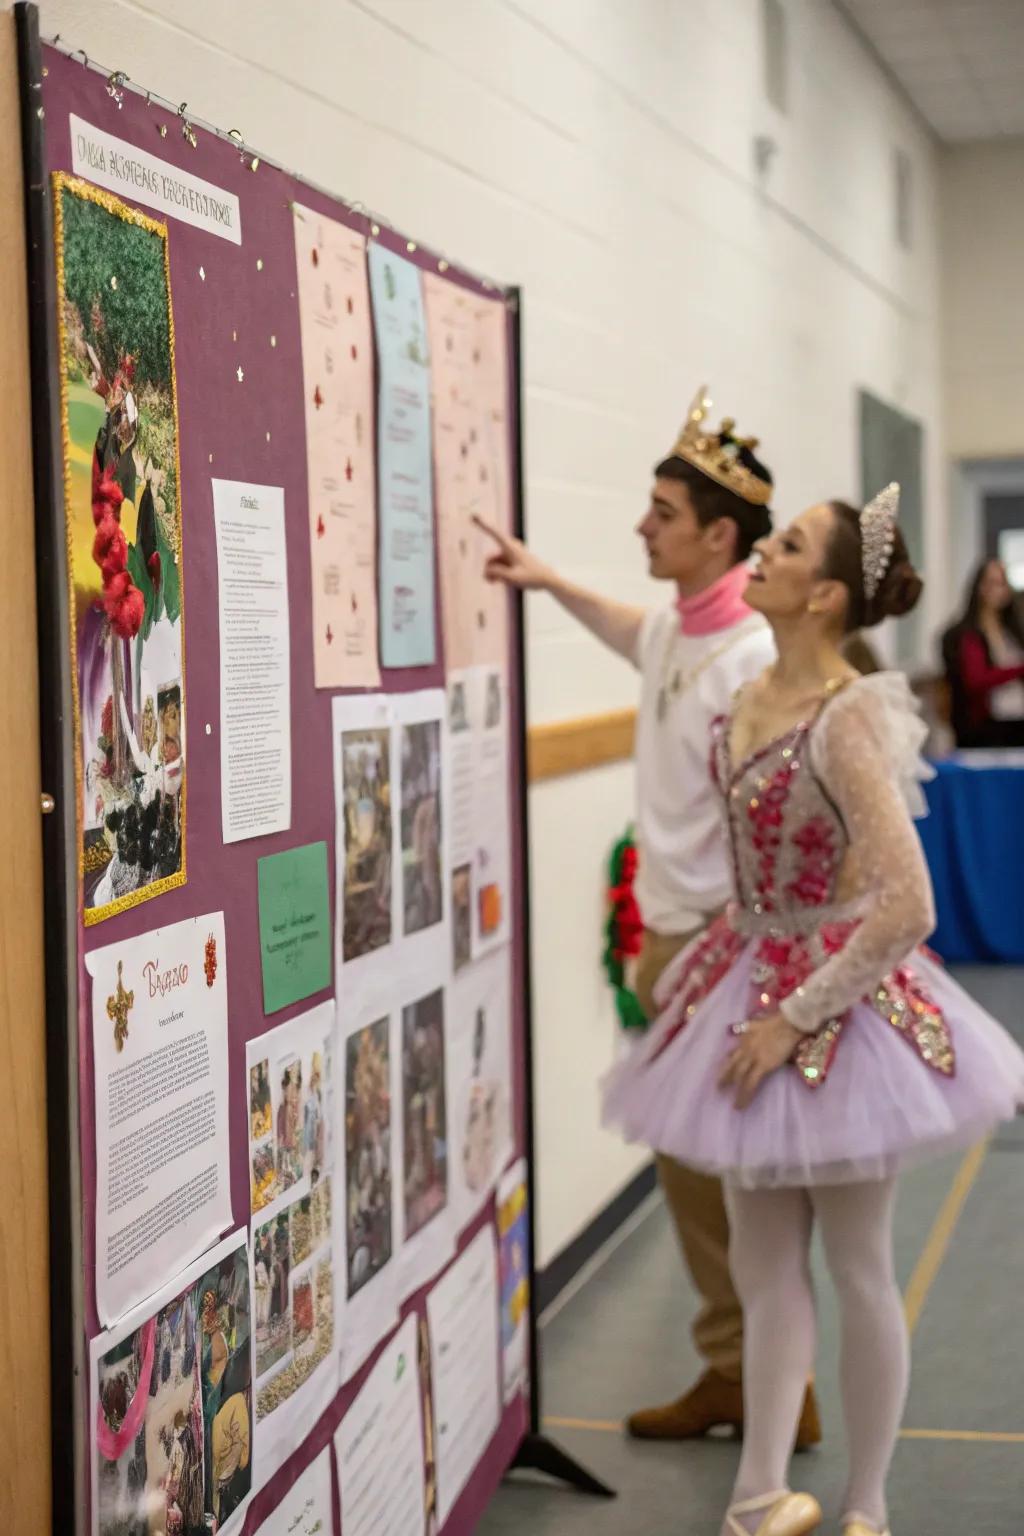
[843,1519,892,1536]
[726,1490,822,1536]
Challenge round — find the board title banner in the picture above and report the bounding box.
[70,113,242,243]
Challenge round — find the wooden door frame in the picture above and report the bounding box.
[0,7,52,1529]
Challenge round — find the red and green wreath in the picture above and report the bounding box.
[602,828,647,1032]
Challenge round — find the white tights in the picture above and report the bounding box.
[722,1178,908,1535]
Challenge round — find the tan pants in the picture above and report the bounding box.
[635,924,743,1384]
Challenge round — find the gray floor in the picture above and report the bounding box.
[482,968,1024,1535]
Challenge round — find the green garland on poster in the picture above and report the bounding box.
[602,828,647,1033]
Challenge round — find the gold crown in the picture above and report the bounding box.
[668,386,772,507]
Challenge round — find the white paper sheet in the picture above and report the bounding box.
[446,669,512,963]
[212,479,291,843]
[427,1226,501,1525]
[71,113,242,242]
[336,1314,426,1536]
[447,949,513,1230]
[86,912,231,1326]
[247,1002,340,1490]
[91,1229,253,1536]
[252,1444,334,1535]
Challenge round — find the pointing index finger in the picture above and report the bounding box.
[472,513,512,554]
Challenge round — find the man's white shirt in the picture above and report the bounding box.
[632,606,775,935]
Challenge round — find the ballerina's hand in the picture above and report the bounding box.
[718,1012,803,1110]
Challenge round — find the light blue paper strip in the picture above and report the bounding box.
[368,245,437,668]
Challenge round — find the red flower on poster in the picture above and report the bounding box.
[204,934,218,988]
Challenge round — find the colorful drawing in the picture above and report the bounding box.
[55,176,186,923]
[95,1242,251,1535]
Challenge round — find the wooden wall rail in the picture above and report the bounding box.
[0,9,52,1530]
[527,707,637,783]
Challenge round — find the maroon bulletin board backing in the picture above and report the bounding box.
[28,27,531,1534]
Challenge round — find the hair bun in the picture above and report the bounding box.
[871,559,923,623]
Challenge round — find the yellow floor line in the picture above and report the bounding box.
[545,1415,622,1433]
[900,1428,1024,1445]
[544,1417,1024,1446]
[903,1139,989,1334]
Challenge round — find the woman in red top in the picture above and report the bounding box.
[942,559,1024,747]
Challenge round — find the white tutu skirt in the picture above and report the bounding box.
[602,945,1024,1188]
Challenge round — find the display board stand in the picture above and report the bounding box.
[16,3,612,1527]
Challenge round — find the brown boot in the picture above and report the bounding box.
[794,1383,822,1452]
[626,1369,743,1440]
[626,1372,823,1449]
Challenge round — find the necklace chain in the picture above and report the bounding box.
[656,616,761,724]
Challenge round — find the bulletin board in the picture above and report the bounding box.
[16,9,589,1532]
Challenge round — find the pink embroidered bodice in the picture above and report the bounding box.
[713,713,851,938]
[653,674,953,1087]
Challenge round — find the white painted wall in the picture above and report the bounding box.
[941,137,1024,460]
[30,0,945,1266]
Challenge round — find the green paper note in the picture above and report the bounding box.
[258,842,332,1014]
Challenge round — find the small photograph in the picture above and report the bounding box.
[401,720,443,936]
[275,1057,304,1195]
[303,1049,327,1182]
[311,1173,333,1247]
[251,1141,276,1213]
[290,1193,315,1267]
[253,1212,291,1378]
[253,1192,336,1423]
[345,1017,393,1297]
[194,1249,253,1528]
[462,1006,501,1195]
[342,727,393,961]
[402,989,448,1239]
[484,672,502,730]
[249,1059,272,1141]
[292,1271,315,1352]
[448,679,469,734]
[452,863,472,973]
[478,879,502,941]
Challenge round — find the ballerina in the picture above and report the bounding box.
[603,485,1024,1536]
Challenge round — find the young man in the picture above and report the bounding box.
[477,389,821,1448]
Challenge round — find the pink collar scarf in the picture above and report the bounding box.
[675,563,754,636]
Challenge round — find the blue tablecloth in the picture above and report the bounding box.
[917,754,1024,964]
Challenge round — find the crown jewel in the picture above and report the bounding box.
[668,385,772,507]
[860,482,900,603]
